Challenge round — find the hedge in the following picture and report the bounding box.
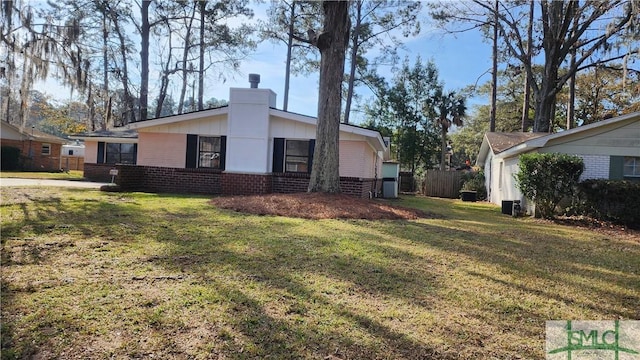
[577,179,640,229]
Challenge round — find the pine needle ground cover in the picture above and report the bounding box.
[1,188,638,359]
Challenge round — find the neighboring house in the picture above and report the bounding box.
[1,121,66,171]
[477,112,640,209]
[73,85,386,197]
[61,142,86,171]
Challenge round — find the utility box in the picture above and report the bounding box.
[382,161,400,198]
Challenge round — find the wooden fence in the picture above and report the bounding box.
[422,170,464,198]
[60,156,84,171]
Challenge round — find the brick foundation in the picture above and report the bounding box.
[107,164,378,198]
[84,163,118,182]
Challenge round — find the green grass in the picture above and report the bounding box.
[0,171,85,180]
[1,188,638,359]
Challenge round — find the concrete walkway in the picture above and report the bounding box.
[0,178,110,189]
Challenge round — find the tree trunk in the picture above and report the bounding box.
[139,0,151,122]
[102,9,110,130]
[343,0,362,125]
[440,123,447,171]
[533,88,556,133]
[178,4,196,114]
[489,0,498,132]
[308,0,349,193]
[197,0,206,111]
[113,18,134,125]
[283,1,295,111]
[155,25,173,118]
[521,0,533,132]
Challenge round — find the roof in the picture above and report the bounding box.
[484,132,547,154]
[476,111,640,164]
[70,129,138,143]
[1,121,67,144]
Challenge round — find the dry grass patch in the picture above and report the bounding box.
[211,192,435,220]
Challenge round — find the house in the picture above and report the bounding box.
[477,112,640,209]
[61,142,86,171]
[1,121,66,171]
[73,83,387,197]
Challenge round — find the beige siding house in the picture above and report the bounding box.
[477,112,640,209]
[74,86,386,197]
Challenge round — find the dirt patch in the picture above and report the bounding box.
[210,193,436,220]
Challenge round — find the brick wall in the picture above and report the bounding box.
[272,172,310,193]
[102,164,379,198]
[117,165,223,195]
[1,139,62,171]
[272,172,380,198]
[222,173,272,195]
[84,163,118,182]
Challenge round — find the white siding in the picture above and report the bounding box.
[542,120,640,157]
[139,115,227,135]
[577,154,609,180]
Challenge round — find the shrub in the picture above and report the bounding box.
[460,169,487,201]
[1,146,22,170]
[515,153,584,219]
[577,179,640,229]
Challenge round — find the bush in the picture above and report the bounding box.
[577,179,640,229]
[515,153,584,219]
[1,146,22,171]
[460,169,487,201]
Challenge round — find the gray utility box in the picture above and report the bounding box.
[382,162,400,198]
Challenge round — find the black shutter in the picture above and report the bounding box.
[609,156,624,180]
[133,143,138,165]
[273,138,285,173]
[308,139,315,174]
[219,136,227,170]
[186,134,198,168]
[97,142,105,164]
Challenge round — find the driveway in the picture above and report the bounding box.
[0,178,110,189]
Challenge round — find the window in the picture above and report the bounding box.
[106,143,136,164]
[198,136,222,168]
[285,140,310,173]
[41,143,51,155]
[68,149,74,156]
[624,157,640,177]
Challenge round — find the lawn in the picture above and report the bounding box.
[0,171,85,180]
[1,188,638,359]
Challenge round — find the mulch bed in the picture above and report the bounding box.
[210,193,435,220]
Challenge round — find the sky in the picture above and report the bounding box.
[36,2,494,125]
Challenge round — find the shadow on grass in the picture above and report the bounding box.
[2,190,638,359]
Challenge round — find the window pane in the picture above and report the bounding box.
[624,157,639,176]
[199,152,220,168]
[120,154,135,164]
[106,153,119,164]
[286,156,308,172]
[121,143,135,154]
[286,140,309,156]
[107,143,120,153]
[199,137,220,152]
[198,136,221,168]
